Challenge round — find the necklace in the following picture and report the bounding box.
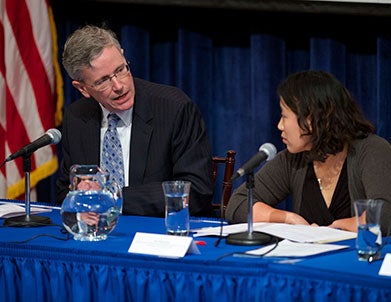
[313,149,347,191]
[317,178,324,190]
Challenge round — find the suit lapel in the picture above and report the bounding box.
[129,79,153,185]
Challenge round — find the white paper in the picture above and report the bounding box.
[128,232,200,258]
[246,239,350,257]
[255,223,357,243]
[191,223,257,237]
[0,203,52,218]
[192,222,356,243]
[379,253,391,277]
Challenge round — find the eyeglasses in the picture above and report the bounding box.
[86,63,130,92]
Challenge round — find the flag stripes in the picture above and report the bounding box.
[0,0,63,200]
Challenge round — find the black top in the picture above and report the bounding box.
[300,160,351,226]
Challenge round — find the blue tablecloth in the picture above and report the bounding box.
[0,200,390,302]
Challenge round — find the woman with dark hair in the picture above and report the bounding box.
[226,70,391,233]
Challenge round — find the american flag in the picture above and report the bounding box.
[0,0,63,199]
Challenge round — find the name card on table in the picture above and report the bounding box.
[128,232,200,258]
[379,253,391,277]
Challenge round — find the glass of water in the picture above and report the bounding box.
[162,180,191,236]
[353,199,384,261]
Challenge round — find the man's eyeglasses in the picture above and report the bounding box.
[86,63,130,92]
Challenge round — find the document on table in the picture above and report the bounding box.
[0,203,53,218]
[379,253,391,277]
[246,239,350,257]
[192,222,356,243]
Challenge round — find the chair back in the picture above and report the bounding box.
[212,150,236,218]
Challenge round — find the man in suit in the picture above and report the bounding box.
[56,25,214,217]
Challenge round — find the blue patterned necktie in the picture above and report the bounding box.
[101,113,124,188]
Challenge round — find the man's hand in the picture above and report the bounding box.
[78,212,100,225]
[76,179,102,191]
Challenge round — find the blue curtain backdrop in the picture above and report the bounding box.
[39,2,391,206]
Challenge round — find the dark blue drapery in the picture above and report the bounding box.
[39,2,391,205]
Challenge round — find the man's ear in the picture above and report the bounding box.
[72,80,91,98]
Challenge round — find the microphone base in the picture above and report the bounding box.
[226,231,273,246]
[3,215,52,227]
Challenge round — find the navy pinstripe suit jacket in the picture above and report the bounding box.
[56,78,214,217]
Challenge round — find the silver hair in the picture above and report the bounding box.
[62,25,122,81]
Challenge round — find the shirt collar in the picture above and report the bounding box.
[100,105,133,127]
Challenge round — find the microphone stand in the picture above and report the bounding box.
[3,153,52,227]
[226,172,272,245]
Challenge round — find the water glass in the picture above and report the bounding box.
[353,199,384,261]
[162,180,191,236]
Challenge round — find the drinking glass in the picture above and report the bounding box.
[162,180,191,236]
[353,199,384,261]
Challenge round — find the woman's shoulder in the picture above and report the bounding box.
[352,134,390,149]
[350,134,391,159]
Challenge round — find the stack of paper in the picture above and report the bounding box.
[0,203,52,218]
[192,222,357,258]
[246,239,350,257]
[192,222,356,243]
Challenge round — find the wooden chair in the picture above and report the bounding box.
[211,150,236,218]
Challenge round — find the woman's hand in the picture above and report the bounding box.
[284,212,310,225]
[328,217,357,232]
[253,202,309,225]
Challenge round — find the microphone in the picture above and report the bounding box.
[231,143,277,181]
[6,128,62,162]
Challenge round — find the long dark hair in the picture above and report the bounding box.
[277,70,374,162]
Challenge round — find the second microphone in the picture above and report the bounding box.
[231,143,277,181]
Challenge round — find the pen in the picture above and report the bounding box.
[190,219,227,224]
